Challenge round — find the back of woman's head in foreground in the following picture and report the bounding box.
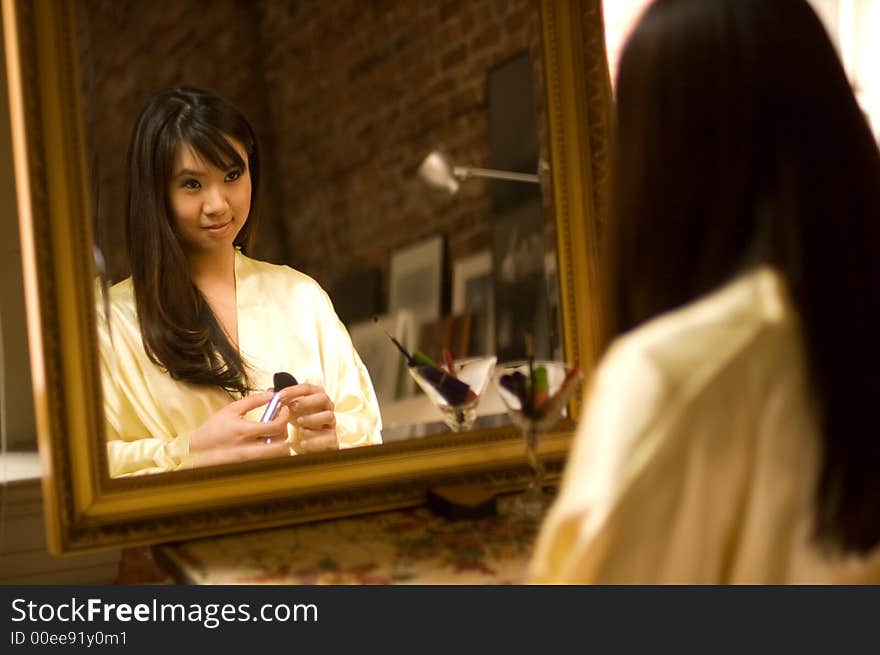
[125,86,261,394]
[608,0,880,553]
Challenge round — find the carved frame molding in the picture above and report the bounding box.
[2,0,611,554]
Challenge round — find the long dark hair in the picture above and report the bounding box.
[125,86,260,394]
[609,0,880,553]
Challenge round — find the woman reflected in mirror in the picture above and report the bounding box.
[531,0,880,582]
[99,87,382,477]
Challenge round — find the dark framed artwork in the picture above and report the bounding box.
[487,51,552,362]
[330,266,383,327]
[491,197,551,361]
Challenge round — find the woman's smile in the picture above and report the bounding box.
[202,219,234,236]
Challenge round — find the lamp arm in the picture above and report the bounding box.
[452,165,540,184]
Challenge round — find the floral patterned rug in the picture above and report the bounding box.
[154,501,542,585]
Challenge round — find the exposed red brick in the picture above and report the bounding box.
[76,0,552,302]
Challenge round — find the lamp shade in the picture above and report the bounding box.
[418,150,460,194]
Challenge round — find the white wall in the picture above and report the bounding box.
[838,0,880,138]
[809,0,880,139]
[0,17,120,585]
[602,0,651,88]
[0,7,36,451]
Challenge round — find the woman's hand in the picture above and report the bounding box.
[189,392,292,467]
[277,383,339,453]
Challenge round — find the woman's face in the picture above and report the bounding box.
[167,137,252,257]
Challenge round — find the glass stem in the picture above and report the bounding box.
[525,425,544,494]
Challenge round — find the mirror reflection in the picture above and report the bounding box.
[78,0,562,477]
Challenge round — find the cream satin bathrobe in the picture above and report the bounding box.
[530,267,880,584]
[99,251,382,478]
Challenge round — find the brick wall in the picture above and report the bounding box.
[258,0,548,293]
[76,0,550,300]
[75,0,285,281]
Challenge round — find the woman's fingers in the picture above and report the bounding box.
[279,383,323,400]
[283,392,334,417]
[295,428,340,453]
[227,391,275,415]
[294,410,335,430]
[241,405,290,440]
[193,437,290,467]
[238,439,292,461]
[197,386,337,462]
[279,385,333,408]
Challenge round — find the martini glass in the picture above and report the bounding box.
[408,355,497,432]
[493,360,583,520]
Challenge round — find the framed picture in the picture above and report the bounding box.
[388,234,444,395]
[452,250,495,356]
[348,310,415,405]
[330,266,383,326]
[491,196,551,361]
[388,234,445,331]
[486,52,552,361]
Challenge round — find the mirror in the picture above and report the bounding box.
[80,0,562,476]
[3,0,611,553]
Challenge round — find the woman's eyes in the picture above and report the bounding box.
[179,169,242,190]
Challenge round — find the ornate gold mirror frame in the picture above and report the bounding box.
[2,0,611,554]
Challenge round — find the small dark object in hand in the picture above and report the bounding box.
[259,371,298,423]
[273,371,297,390]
